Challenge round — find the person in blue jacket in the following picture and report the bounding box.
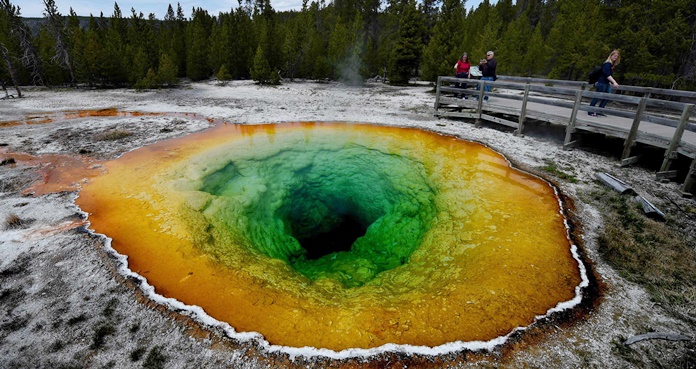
[589,50,621,117]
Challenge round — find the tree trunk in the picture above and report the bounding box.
[1,79,8,98]
[0,42,22,98]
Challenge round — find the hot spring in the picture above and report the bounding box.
[76,122,586,351]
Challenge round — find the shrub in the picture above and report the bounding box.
[93,129,133,141]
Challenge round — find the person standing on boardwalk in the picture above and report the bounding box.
[453,53,471,99]
[589,50,621,116]
[478,51,497,101]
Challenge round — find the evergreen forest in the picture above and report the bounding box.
[1,0,695,90]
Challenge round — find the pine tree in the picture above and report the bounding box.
[462,0,491,57]
[371,0,401,81]
[127,8,158,76]
[135,67,158,89]
[521,23,549,76]
[186,7,212,81]
[327,17,350,79]
[282,3,308,80]
[102,8,128,86]
[36,24,65,85]
[158,52,178,86]
[82,16,103,86]
[250,44,273,83]
[421,0,465,81]
[255,0,281,81]
[546,0,601,80]
[496,0,515,31]
[329,14,366,84]
[361,0,382,77]
[473,6,502,59]
[497,10,532,75]
[388,0,425,85]
[66,8,86,83]
[130,47,150,85]
[230,3,255,79]
[42,0,76,86]
[301,1,330,80]
[603,0,693,88]
[160,4,186,78]
[420,0,441,45]
[216,64,231,82]
[207,15,227,78]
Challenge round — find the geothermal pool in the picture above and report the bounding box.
[75,122,585,351]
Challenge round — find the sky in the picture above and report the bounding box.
[12,0,494,18]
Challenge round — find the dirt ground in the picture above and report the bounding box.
[0,80,694,368]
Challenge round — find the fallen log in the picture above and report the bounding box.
[595,172,637,195]
[634,195,666,222]
[624,332,693,346]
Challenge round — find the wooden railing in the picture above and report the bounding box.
[434,76,696,195]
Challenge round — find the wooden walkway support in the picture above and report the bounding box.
[434,75,696,196]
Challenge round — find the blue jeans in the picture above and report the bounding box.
[478,76,494,99]
[590,82,612,109]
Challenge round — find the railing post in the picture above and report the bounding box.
[434,76,442,112]
[515,83,530,136]
[620,96,648,166]
[475,80,485,128]
[564,90,583,149]
[680,158,696,198]
[658,104,692,176]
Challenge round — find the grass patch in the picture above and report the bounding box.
[610,337,643,367]
[90,324,116,349]
[591,189,696,322]
[0,255,30,278]
[5,214,25,229]
[1,314,30,332]
[93,129,133,141]
[129,323,140,334]
[102,298,118,318]
[540,159,578,183]
[55,363,84,369]
[143,346,167,369]
[130,347,146,361]
[67,314,88,326]
[50,340,66,352]
[0,157,16,165]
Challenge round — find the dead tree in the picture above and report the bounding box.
[16,20,44,86]
[1,0,44,86]
[0,42,22,98]
[42,0,76,87]
[0,0,44,86]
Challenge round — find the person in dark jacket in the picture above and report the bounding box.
[478,51,497,101]
[588,50,620,116]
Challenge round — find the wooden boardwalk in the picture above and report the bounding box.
[434,76,696,195]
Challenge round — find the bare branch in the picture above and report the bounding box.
[0,41,23,97]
